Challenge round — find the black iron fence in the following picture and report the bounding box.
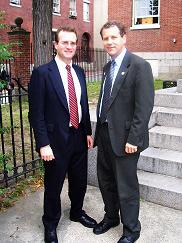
[73,48,107,82]
[0,48,108,187]
[37,44,108,82]
[0,61,40,187]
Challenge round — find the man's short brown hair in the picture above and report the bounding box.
[55,26,78,43]
[100,21,126,39]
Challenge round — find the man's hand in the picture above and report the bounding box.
[87,135,93,149]
[125,143,138,154]
[40,145,55,161]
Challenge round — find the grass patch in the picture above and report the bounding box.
[87,81,101,104]
[0,171,44,212]
[87,79,163,103]
[154,79,163,90]
[0,96,42,211]
[0,99,37,175]
[0,78,163,212]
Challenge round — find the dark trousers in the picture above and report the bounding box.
[42,125,88,230]
[97,123,141,237]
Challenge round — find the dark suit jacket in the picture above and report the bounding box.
[29,59,91,153]
[94,50,154,157]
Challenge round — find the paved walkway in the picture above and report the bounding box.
[0,180,182,243]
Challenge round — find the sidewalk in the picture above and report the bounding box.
[0,179,182,243]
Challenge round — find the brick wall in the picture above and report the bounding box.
[53,1,94,48]
[108,0,182,52]
[0,0,93,48]
[8,29,31,86]
[0,0,32,42]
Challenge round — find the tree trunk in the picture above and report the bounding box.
[32,0,53,67]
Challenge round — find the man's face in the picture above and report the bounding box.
[102,26,126,59]
[54,31,77,63]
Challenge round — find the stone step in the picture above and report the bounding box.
[156,107,182,128]
[138,170,182,210]
[148,107,157,129]
[154,87,182,108]
[149,126,182,152]
[138,147,182,178]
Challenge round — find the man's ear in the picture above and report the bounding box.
[54,41,58,51]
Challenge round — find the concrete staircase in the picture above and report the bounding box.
[138,85,182,210]
[88,81,182,211]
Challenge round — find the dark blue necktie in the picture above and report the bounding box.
[100,60,115,123]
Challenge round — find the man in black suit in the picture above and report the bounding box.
[29,26,96,243]
[93,21,154,243]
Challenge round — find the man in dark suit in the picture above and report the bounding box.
[93,21,154,243]
[29,26,96,243]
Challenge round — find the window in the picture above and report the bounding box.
[132,0,160,29]
[53,0,60,14]
[10,0,21,5]
[83,0,90,21]
[69,0,77,18]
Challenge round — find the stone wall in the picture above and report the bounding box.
[135,52,182,80]
[87,121,98,186]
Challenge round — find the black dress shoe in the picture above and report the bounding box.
[93,219,120,235]
[70,213,97,228]
[117,234,140,243]
[44,228,58,243]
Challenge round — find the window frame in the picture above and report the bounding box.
[131,0,160,30]
[69,0,77,18]
[10,0,21,7]
[83,0,90,22]
[53,0,60,14]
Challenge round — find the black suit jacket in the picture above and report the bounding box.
[29,59,91,153]
[94,50,154,156]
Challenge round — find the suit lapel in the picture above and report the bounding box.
[72,64,84,105]
[97,62,111,117]
[48,60,69,112]
[108,50,131,109]
[72,64,84,96]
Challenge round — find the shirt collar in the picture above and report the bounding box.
[111,48,127,67]
[55,55,73,69]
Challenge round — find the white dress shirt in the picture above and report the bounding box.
[99,48,127,117]
[55,56,82,125]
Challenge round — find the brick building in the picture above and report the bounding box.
[0,0,93,85]
[108,0,182,79]
[0,0,93,49]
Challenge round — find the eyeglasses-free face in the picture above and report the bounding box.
[102,26,126,59]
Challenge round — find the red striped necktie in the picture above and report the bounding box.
[66,64,79,129]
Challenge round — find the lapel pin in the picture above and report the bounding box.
[121,72,125,75]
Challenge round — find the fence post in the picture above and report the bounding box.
[7,17,31,87]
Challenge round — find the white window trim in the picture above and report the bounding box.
[69,0,77,18]
[53,13,61,16]
[83,20,90,23]
[53,0,60,14]
[10,3,21,7]
[10,0,21,7]
[131,0,160,29]
[83,1,90,21]
[70,0,77,11]
[130,24,160,30]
